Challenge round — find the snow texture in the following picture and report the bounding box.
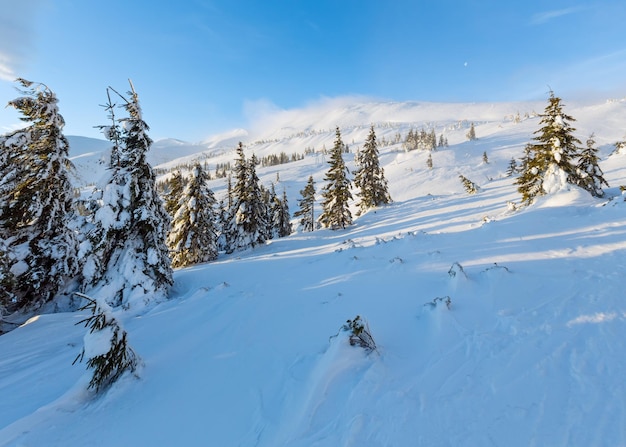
[2,98,626,446]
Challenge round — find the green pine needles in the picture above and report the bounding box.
[354,125,392,215]
[459,175,480,194]
[515,91,590,205]
[73,293,139,393]
[318,127,353,230]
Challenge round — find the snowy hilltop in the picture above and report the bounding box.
[2,92,626,446]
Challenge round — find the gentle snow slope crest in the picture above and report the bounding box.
[2,98,626,446]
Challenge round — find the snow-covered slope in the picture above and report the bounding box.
[3,98,626,446]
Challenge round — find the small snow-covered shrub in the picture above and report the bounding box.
[343,315,377,352]
[459,175,480,194]
[448,262,467,279]
[424,296,452,310]
[73,293,139,393]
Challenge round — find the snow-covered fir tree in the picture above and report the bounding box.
[576,133,608,198]
[353,125,391,216]
[0,240,15,318]
[224,144,268,252]
[216,199,229,252]
[270,187,292,238]
[73,293,139,393]
[263,184,276,239]
[0,79,79,313]
[81,83,172,309]
[163,170,187,217]
[294,175,316,232]
[167,162,219,268]
[437,133,448,148]
[466,122,477,141]
[427,153,433,170]
[506,157,517,176]
[404,127,437,151]
[217,175,234,251]
[459,175,480,194]
[516,91,581,205]
[318,127,353,230]
[221,146,246,253]
[243,154,269,243]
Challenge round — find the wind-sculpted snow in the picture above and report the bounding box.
[2,98,626,446]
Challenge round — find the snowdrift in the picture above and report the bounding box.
[3,98,626,446]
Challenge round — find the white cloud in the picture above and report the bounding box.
[0,0,46,81]
[0,52,16,81]
[530,6,586,25]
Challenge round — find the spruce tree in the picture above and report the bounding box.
[294,175,316,232]
[224,145,268,252]
[466,122,477,141]
[319,127,353,230]
[0,79,79,312]
[264,184,277,239]
[81,83,172,309]
[427,153,433,170]
[73,293,139,393]
[167,163,219,268]
[459,175,480,194]
[222,146,246,254]
[576,133,608,197]
[266,184,291,239]
[216,199,229,252]
[274,189,292,238]
[516,91,581,205]
[243,154,269,244]
[163,170,186,217]
[506,157,517,176]
[0,240,15,317]
[353,125,391,216]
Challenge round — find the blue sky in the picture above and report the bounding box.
[1,0,625,142]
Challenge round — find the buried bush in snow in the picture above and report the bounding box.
[343,315,377,352]
[424,296,452,310]
[448,262,467,279]
[73,293,139,393]
[459,174,480,194]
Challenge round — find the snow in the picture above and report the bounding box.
[2,98,626,446]
[82,325,115,359]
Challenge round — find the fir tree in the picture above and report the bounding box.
[576,134,608,197]
[73,293,139,393]
[459,175,480,194]
[0,79,79,312]
[318,127,353,230]
[0,240,15,317]
[276,189,292,238]
[294,175,316,232]
[224,145,268,252]
[353,125,392,216]
[264,184,277,239]
[427,153,433,170]
[221,148,244,253]
[506,157,517,176]
[167,163,219,268]
[466,122,477,141]
[216,199,229,252]
[81,82,172,309]
[438,134,448,147]
[516,91,582,205]
[163,170,186,217]
[482,151,489,164]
